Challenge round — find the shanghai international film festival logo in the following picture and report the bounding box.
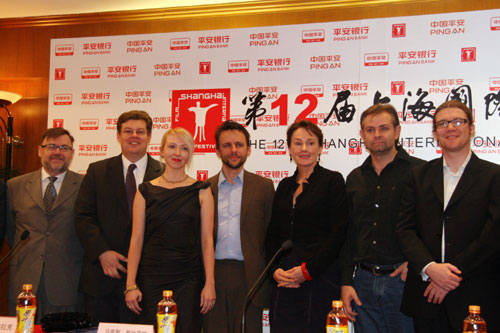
[392,24,406,38]
[55,68,66,80]
[171,89,230,153]
[200,62,211,74]
[461,47,476,62]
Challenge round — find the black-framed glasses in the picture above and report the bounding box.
[41,144,73,152]
[435,118,468,130]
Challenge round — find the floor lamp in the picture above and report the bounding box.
[0,90,22,180]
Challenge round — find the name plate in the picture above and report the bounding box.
[0,317,17,333]
[98,322,154,333]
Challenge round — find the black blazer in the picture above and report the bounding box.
[75,154,163,296]
[396,153,500,330]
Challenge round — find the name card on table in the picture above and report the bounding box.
[0,317,17,333]
[98,322,154,333]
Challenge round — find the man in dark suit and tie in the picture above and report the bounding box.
[396,100,500,332]
[75,110,163,324]
[6,127,83,321]
[203,120,275,333]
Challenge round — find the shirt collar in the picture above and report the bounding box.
[122,154,148,172]
[218,168,244,186]
[292,162,322,182]
[41,168,67,182]
[361,146,411,171]
[443,150,472,175]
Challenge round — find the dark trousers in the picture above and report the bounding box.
[84,278,136,325]
[413,309,459,333]
[203,260,263,333]
[269,258,340,333]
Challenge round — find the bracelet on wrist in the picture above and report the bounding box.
[124,284,138,295]
[301,262,313,281]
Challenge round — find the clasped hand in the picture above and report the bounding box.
[423,263,462,304]
[273,266,306,288]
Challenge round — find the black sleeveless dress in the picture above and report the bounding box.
[136,181,209,332]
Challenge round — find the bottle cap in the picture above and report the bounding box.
[163,290,173,297]
[332,300,343,308]
[22,284,32,291]
[469,305,480,313]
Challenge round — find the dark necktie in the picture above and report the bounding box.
[44,176,57,212]
[126,164,137,217]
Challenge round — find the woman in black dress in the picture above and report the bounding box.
[125,127,215,331]
[266,120,348,332]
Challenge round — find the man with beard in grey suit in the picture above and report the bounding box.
[6,127,83,322]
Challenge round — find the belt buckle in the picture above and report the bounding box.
[371,266,382,276]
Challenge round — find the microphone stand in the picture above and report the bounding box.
[242,240,292,333]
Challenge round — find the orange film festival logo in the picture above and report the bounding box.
[461,47,476,62]
[53,119,64,128]
[197,170,208,181]
[391,81,405,95]
[171,89,230,153]
[199,62,211,74]
[392,24,406,38]
[55,68,66,80]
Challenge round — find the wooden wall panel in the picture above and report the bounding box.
[0,0,498,315]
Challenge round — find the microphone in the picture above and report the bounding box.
[0,230,30,265]
[241,240,292,333]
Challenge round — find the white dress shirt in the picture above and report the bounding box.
[41,169,67,196]
[121,154,148,189]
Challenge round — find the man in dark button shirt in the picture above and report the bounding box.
[340,103,424,332]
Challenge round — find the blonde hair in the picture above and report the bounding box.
[160,127,195,168]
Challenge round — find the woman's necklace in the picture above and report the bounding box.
[162,173,188,184]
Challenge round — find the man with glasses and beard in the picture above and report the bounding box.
[6,127,83,322]
[203,120,275,333]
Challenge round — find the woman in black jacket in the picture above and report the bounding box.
[266,120,348,332]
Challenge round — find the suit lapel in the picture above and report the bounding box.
[446,153,480,209]
[52,171,79,211]
[240,170,254,229]
[430,158,444,209]
[144,154,162,182]
[25,170,44,211]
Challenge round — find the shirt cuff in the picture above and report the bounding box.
[420,261,435,281]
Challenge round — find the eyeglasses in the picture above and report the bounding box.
[41,144,73,152]
[435,118,468,130]
[121,128,148,136]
